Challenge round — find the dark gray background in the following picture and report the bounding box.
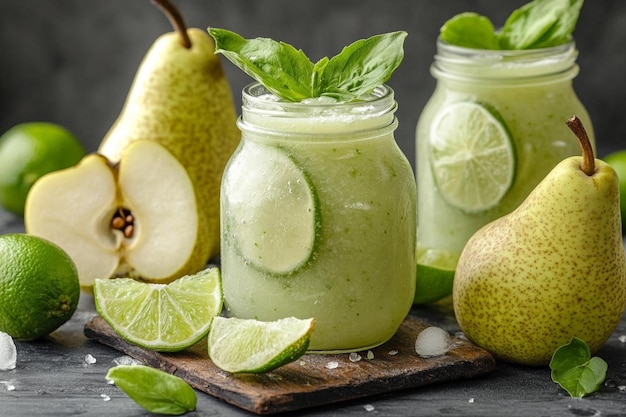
[1,0,625,169]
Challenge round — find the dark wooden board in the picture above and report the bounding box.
[84,315,495,414]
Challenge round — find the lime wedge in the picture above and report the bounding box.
[428,101,516,213]
[223,142,320,275]
[414,246,459,305]
[93,267,222,352]
[207,316,315,373]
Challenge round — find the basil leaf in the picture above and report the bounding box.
[314,31,407,101]
[438,0,583,50]
[549,337,607,398]
[208,28,406,102]
[208,28,314,102]
[106,365,197,415]
[440,12,500,50]
[498,0,584,49]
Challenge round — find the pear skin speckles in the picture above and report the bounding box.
[453,156,626,366]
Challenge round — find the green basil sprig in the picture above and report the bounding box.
[208,28,406,102]
[440,0,584,50]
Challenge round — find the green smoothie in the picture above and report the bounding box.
[221,84,416,352]
[415,40,594,298]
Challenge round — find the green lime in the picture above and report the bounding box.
[429,102,516,213]
[207,316,315,373]
[0,122,85,215]
[0,233,80,340]
[94,267,222,352]
[223,142,320,275]
[414,245,460,304]
[603,150,626,232]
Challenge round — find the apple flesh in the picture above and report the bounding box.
[25,140,203,289]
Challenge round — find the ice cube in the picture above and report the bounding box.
[415,326,452,358]
[0,332,16,371]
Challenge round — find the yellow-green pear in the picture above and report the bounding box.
[453,116,626,366]
[98,0,240,264]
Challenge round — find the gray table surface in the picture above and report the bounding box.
[1,209,626,417]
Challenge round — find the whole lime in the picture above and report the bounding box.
[603,150,626,232]
[0,122,85,215]
[0,233,80,340]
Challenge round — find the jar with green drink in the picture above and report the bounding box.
[414,0,594,304]
[209,29,416,352]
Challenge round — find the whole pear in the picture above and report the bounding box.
[453,116,626,366]
[98,0,240,265]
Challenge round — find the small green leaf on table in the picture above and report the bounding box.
[106,364,197,415]
[549,337,607,398]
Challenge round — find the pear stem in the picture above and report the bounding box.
[566,115,595,176]
[151,0,191,49]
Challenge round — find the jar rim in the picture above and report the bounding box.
[435,38,576,61]
[238,83,399,141]
[241,82,396,115]
[432,38,579,83]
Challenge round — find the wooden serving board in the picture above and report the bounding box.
[84,315,495,414]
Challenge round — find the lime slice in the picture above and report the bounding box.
[224,143,320,275]
[429,101,516,213]
[414,246,459,305]
[207,316,315,373]
[93,267,222,352]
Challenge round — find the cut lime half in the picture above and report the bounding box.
[93,267,222,352]
[224,143,320,275]
[429,101,516,213]
[208,316,315,373]
[414,246,460,305]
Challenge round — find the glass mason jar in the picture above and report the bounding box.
[221,82,417,352]
[415,40,594,297]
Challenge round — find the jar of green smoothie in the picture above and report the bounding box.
[415,39,594,303]
[221,82,417,352]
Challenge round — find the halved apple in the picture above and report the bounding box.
[25,140,208,290]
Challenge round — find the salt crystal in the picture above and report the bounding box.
[84,354,97,365]
[325,361,339,370]
[113,355,141,366]
[388,350,399,356]
[618,385,626,392]
[455,331,468,340]
[349,352,362,362]
[0,332,17,371]
[366,350,374,360]
[415,327,452,358]
[299,360,307,367]
[101,394,111,401]
[1,381,16,391]
[364,404,375,412]
[468,398,475,404]
[618,335,626,343]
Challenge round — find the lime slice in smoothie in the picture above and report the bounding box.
[224,143,320,275]
[208,316,315,373]
[428,101,516,213]
[93,267,222,352]
[414,246,459,304]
